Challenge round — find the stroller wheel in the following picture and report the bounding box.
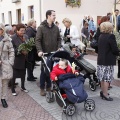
[46,91,55,103]
[63,104,76,116]
[89,81,96,91]
[84,99,95,111]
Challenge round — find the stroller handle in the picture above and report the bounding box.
[43,51,56,56]
[41,51,56,73]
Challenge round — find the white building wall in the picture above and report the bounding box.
[0,0,41,25]
[0,0,120,30]
[41,0,120,30]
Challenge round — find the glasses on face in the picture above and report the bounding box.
[19,30,25,33]
[0,28,3,30]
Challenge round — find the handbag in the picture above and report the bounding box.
[90,38,98,49]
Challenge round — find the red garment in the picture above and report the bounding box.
[74,52,80,58]
[50,64,73,81]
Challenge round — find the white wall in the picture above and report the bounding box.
[41,0,120,31]
[0,0,120,30]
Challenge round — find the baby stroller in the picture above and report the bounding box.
[41,51,95,116]
[62,43,99,91]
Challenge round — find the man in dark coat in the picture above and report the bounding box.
[35,10,61,96]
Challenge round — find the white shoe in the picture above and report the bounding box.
[12,93,17,96]
[21,88,29,93]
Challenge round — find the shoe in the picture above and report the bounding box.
[21,88,29,93]
[100,91,109,97]
[46,87,51,91]
[12,89,17,96]
[1,99,8,108]
[40,89,46,96]
[108,86,112,90]
[15,82,18,85]
[27,78,36,81]
[83,52,88,55]
[100,92,113,101]
[32,76,37,79]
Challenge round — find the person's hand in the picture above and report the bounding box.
[75,72,79,76]
[67,35,72,38]
[55,77,58,81]
[57,48,61,51]
[21,51,28,55]
[38,52,43,57]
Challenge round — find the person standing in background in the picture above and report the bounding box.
[26,19,37,81]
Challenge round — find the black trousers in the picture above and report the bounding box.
[27,61,35,79]
[11,77,25,92]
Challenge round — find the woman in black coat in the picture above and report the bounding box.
[26,19,37,81]
[97,22,119,101]
[11,23,29,96]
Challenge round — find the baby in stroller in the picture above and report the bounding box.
[50,58,79,81]
[44,51,95,116]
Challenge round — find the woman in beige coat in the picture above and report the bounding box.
[0,23,14,108]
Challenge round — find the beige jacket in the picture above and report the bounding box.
[0,34,14,80]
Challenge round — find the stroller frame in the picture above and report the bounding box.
[41,51,95,116]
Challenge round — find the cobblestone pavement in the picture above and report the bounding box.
[1,55,120,120]
[0,87,56,120]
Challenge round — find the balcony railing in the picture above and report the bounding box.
[12,0,21,3]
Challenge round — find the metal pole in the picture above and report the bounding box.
[114,0,116,10]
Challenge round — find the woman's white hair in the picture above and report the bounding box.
[100,22,113,33]
[27,18,36,27]
[5,25,12,34]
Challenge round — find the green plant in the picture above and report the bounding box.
[114,32,120,49]
[114,32,120,59]
[17,37,35,55]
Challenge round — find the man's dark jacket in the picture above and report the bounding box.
[35,20,61,53]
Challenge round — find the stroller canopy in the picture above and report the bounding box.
[47,51,71,71]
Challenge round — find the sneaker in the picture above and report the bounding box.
[12,89,17,96]
[21,88,29,93]
[40,89,46,96]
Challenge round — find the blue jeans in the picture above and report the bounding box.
[40,59,51,89]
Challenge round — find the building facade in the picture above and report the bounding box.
[0,0,120,29]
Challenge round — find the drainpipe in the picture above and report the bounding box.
[39,0,42,23]
[114,0,116,10]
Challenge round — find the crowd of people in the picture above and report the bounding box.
[0,9,120,108]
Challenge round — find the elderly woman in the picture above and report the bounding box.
[61,18,84,50]
[11,23,29,96]
[97,22,119,101]
[0,23,14,108]
[26,19,37,81]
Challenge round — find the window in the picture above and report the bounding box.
[28,6,34,19]
[16,9,21,23]
[2,13,5,23]
[8,11,12,25]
